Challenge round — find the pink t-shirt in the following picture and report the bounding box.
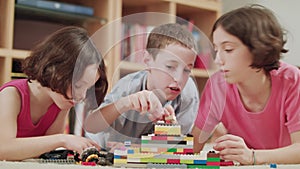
[0,79,61,137]
[195,62,300,149]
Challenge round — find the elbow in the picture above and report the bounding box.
[0,145,11,161]
[0,152,5,161]
[84,112,110,133]
[83,115,94,133]
[84,127,97,134]
[83,120,103,134]
[84,124,109,134]
[83,122,97,134]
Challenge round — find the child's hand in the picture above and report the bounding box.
[162,104,177,124]
[60,134,101,154]
[213,134,253,165]
[128,90,164,120]
[106,141,125,153]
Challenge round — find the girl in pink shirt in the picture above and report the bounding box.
[192,5,300,165]
[0,26,108,161]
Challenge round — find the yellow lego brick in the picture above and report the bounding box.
[114,159,127,164]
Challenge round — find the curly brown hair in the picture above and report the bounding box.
[212,4,288,72]
[22,26,108,108]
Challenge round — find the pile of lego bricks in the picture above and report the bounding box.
[113,123,234,168]
[114,148,233,168]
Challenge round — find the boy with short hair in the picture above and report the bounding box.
[85,23,199,148]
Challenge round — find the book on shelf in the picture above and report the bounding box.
[121,21,214,70]
[177,18,213,70]
[16,0,94,16]
[121,23,154,64]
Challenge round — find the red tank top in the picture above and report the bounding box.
[0,79,61,137]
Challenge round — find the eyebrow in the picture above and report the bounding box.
[166,60,194,67]
[213,41,239,49]
[223,40,242,46]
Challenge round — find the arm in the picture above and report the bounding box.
[0,87,99,161]
[84,95,133,133]
[191,125,212,153]
[213,132,300,165]
[251,70,300,164]
[84,90,164,133]
[255,131,300,164]
[192,126,206,153]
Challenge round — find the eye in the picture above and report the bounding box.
[224,48,233,52]
[74,84,81,89]
[166,65,175,70]
[184,68,191,73]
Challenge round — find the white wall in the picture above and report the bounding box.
[221,0,300,67]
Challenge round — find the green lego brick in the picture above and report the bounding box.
[141,140,149,144]
[167,148,177,152]
[207,157,221,162]
[187,165,220,169]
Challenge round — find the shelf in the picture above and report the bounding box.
[191,68,216,78]
[15,4,107,26]
[0,48,30,59]
[119,61,215,79]
[122,0,221,11]
[0,0,221,91]
[11,72,27,79]
[119,61,146,77]
[166,0,221,11]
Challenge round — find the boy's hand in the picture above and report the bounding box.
[128,90,164,120]
[162,104,177,124]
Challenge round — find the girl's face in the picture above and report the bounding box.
[213,26,255,84]
[50,64,100,110]
[146,43,196,101]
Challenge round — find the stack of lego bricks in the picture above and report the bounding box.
[113,123,235,168]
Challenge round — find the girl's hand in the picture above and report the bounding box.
[213,134,253,165]
[60,134,101,154]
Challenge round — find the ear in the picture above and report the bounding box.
[143,50,154,66]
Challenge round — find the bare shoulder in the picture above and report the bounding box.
[0,86,22,102]
[0,86,22,117]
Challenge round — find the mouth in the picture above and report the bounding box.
[68,101,75,106]
[220,69,229,73]
[169,87,181,92]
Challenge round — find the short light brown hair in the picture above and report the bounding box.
[146,23,197,58]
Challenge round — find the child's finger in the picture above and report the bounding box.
[148,92,164,118]
[163,105,177,124]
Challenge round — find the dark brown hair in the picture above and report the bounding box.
[212,4,288,72]
[22,26,108,108]
[146,23,197,58]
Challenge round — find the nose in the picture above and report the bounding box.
[214,51,224,66]
[170,69,183,86]
[173,71,181,82]
[73,89,87,103]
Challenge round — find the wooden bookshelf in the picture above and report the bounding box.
[0,0,221,95]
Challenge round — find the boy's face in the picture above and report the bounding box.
[146,43,196,101]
